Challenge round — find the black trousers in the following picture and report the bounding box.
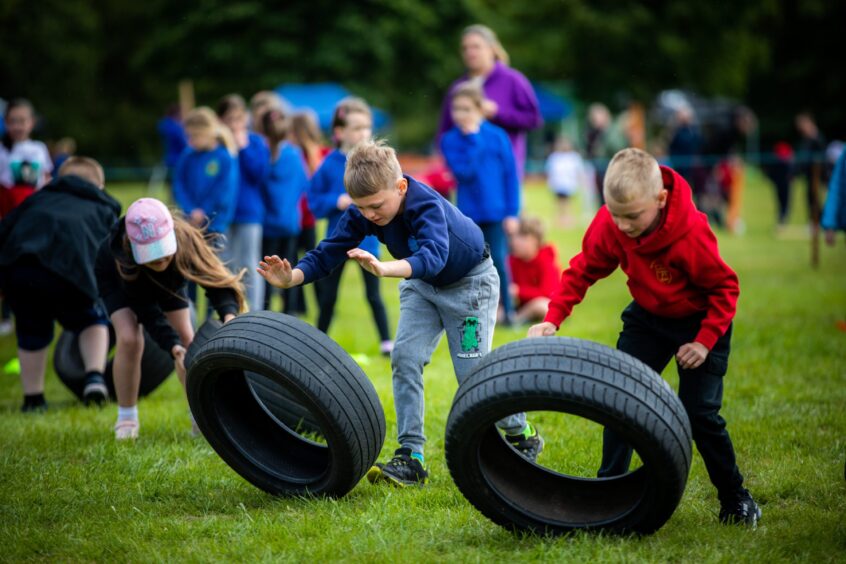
[262,235,298,313]
[597,301,745,500]
[316,260,391,342]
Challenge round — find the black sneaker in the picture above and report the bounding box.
[82,373,109,406]
[505,423,544,462]
[21,397,48,413]
[366,447,428,487]
[719,490,762,527]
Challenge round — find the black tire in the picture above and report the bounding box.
[186,319,323,436]
[186,311,385,497]
[445,337,692,536]
[54,328,173,401]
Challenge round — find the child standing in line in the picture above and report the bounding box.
[260,109,309,312]
[96,198,246,440]
[307,98,392,355]
[528,148,760,526]
[259,140,543,486]
[545,136,587,228]
[508,216,561,325]
[0,157,119,411]
[172,107,239,238]
[286,111,329,317]
[440,82,520,325]
[822,146,846,331]
[217,94,270,311]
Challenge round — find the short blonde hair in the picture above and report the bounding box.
[451,81,485,109]
[603,148,663,203]
[518,215,545,244]
[344,139,402,199]
[58,156,105,188]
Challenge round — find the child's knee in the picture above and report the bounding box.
[116,327,144,355]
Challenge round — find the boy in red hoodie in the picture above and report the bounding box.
[508,216,561,324]
[528,148,760,527]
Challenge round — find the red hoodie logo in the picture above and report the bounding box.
[650,260,673,284]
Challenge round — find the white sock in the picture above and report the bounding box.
[117,405,138,422]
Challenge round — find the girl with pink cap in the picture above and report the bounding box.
[95,197,247,439]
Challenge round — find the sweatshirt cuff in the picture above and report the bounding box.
[297,262,317,285]
[215,303,238,319]
[405,255,425,279]
[543,308,564,329]
[694,328,720,351]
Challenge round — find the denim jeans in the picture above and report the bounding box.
[391,258,525,455]
[227,223,264,311]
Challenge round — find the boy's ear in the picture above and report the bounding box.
[657,189,669,208]
[396,177,408,195]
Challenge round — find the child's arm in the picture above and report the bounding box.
[171,153,194,215]
[347,248,411,278]
[440,130,483,184]
[528,215,619,336]
[499,127,521,228]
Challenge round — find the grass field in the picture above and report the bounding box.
[1,169,845,562]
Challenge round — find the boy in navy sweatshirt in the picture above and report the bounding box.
[259,140,543,486]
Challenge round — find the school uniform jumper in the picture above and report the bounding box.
[261,142,309,311]
[172,145,239,234]
[507,244,560,306]
[544,166,746,501]
[306,149,390,341]
[441,120,520,319]
[297,175,525,454]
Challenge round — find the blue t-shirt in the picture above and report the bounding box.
[297,175,487,287]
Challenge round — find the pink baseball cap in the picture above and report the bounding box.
[125,198,177,264]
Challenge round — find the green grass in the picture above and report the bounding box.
[1,170,845,562]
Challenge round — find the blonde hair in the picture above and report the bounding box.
[344,139,402,199]
[603,148,663,203]
[290,111,325,174]
[451,82,485,109]
[463,24,510,66]
[183,107,238,155]
[58,156,105,188]
[118,215,247,313]
[518,215,545,244]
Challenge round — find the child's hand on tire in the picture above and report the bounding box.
[527,322,556,337]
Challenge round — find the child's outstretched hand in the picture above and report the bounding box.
[347,248,385,277]
[676,342,708,370]
[257,255,296,288]
[527,321,556,337]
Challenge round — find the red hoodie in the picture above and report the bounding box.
[544,166,739,350]
[509,244,561,305]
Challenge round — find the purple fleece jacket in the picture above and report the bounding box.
[438,61,542,178]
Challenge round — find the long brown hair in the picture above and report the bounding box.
[118,216,247,313]
[289,111,325,175]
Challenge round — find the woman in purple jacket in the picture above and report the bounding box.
[437,24,543,179]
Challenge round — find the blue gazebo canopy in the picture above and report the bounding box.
[274,83,390,130]
[531,83,572,122]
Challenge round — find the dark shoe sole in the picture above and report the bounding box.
[366,464,426,487]
[83,383,109,406]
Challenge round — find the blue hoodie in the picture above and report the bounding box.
[307,149,380,256]
[172,144,238,233]
[440,120,520,224]
[822,149,846,231]
[263,142,309,238]
[297,175,487,287]
[233,132,271,224]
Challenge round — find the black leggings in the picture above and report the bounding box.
[316,261,391,342]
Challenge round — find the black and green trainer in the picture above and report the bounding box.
[366,447,428,487]
[505,422,544,462]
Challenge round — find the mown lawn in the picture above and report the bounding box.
[1,169,844,562]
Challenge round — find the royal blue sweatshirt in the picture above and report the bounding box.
[233,132,271,224]
[297,175,487,287]
[307,149,380,256]
[172,145,239,233]
[263,142,309,238]
[440,120,520,223]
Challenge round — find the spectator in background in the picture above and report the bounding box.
[508,216,561,325]
[287,111,328,317]
[250,90,286,137]
[545,136,586,229]
[795,112,827,225]
[821,145,846,331]
[157,104,187,179]
[668,106,704,196]
[585,103,616,206]
[217,94,270,311]
[763,142,794,231]
[438,24,542,180]
[51,137,76,171]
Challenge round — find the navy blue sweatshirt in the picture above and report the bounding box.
[233,132,271,224]
[263,142,308,238]
[172,145,238,233]
[440,120,520,223]
[297,176,487,287]
[306,149,380,256]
